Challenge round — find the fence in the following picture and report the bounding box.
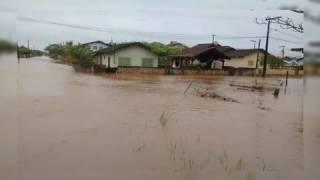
[73,66,303,77]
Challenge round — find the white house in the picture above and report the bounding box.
[95,42,159,68]
[82,41,111,52]
[284,57,304,67]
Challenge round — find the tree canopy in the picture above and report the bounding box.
[45,44,65,59]
[147,42,182,56]
[146,42,183,67]
[0,39,16,53]
[45,43,94,65]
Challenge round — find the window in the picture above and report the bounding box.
[248,60,254,66]
[142,58,153,67]
[93,46,97,50]
[118,57,131,66]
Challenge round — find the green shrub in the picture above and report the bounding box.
[45,43,94,65]
[45,44,65,59]
[69,46,94,65]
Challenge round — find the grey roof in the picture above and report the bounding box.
[82,41,111,46]
[284,57,304,66]
[95,42,155,55]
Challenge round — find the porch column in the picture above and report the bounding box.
[108,57,110,69]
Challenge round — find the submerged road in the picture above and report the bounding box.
[0,55,306,180]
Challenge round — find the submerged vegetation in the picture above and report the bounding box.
[66,45,95,66]
[45,44,65,59]
[45,42,94,65]
[18,46,45,58]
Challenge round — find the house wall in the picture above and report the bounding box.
[117,67,228,75]
[96,46,158,68]
[211,61,223,69]
[114,46,158,67]
[224,52,265,69]
[95,54,117,68]
[86,42,110,52]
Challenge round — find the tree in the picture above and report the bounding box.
[0,39,16,53]
[147,42,181,67]
[45,44,65,59]
[267,55,284,68]
[45,43,94,65]
[18,46,32,57]
[66,45,94,65]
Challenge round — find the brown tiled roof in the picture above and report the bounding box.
[173,43,234,57]
[225,49,266,58]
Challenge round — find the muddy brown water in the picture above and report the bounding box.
[0,55,306,180]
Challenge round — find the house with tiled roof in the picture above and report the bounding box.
[170,43,233,69]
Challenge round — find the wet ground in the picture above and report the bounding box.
[0,55,306,180]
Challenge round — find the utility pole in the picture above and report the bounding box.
[27,40,30,49]
[251,40,257,49]
[262,18,273,77]
[17,43,20,64]
[256,39,261,69]
[280,45,285,59]
[212,34,215,44]
[256,16,303,77]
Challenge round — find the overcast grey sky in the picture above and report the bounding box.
[0,0,310,56]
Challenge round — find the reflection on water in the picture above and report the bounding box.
[0,56,304,180]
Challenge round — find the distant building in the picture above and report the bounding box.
[82,41,111,52]
[95,42,159,68]
[223,49,286,76]
[283,57,304,67]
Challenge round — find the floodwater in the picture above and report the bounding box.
[0,55,306,180]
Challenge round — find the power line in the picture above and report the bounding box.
[270,28,304,41]
[216,35,303,44]
[269,37,304,44]
[18,17,206,40]
[19,16,304,46]
[215,36,265,40]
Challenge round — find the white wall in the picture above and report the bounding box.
[96,46,158,68]
[95,54,117,68]
[211,61,223,69]
[224,52,265,69]
[114,46,158,67]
